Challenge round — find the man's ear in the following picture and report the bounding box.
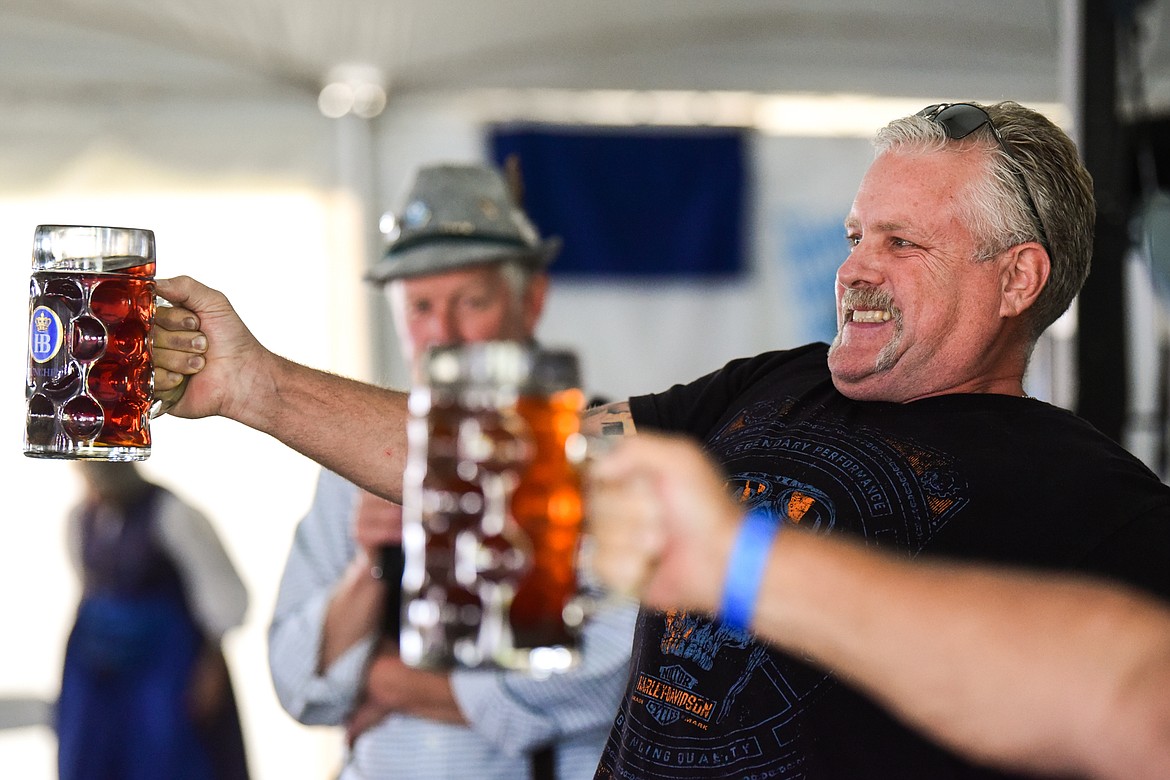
[1000,243,1050,319]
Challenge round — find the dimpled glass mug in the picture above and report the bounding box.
[25,224,162,461]
[399,341,589,674]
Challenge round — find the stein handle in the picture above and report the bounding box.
[150,296,188,418]
[570,434,651,618]
[569,535,642,624]
[150,376,188,418]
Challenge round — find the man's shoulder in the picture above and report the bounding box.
[716,343,833,393]
[694,342,831,389]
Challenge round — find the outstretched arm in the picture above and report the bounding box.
[585,433,1170,780]
[153,276,411,502]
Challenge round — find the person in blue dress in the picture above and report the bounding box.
[57,460,250,780]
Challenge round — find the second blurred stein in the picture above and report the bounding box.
[25,225,157,461]
[400,341,587,674]
[510,349,588,653]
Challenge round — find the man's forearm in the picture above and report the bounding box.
[239,355,411,503]
[345,653,468,744]
[319,554,388,672]
[757,530,1170,780]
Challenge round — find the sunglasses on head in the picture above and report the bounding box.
[916,103,1050,252]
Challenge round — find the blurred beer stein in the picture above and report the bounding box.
[24,224,166,461]
[399,341,589,674]
[510,348,589,657]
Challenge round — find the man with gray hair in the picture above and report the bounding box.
[267,163,636,779]
[152,101,1170,777]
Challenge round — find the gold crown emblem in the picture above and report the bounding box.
[34,310,52,332]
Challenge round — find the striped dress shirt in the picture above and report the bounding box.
[269,468,638,779]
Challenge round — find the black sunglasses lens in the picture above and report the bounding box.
[920,104,991,140]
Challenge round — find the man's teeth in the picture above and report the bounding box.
[851,309,892,323]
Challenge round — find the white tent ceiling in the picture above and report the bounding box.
[3,0,1155,113]
[4,1,1170,199]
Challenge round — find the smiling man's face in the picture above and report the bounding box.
[827,147,1024,403]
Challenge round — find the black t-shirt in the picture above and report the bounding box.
[594,344,1170,780]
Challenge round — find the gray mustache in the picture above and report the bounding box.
[841,287,895,312]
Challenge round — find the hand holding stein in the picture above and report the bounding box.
[25,224,183,461]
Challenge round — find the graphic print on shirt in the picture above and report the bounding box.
[599,398,970,779]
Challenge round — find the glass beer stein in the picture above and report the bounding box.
[25,225,158,461]
[510,349,588,655]
[400,341,587,674]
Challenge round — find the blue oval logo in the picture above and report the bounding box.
[30,305,64,364]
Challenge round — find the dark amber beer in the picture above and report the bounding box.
[400,342,585,674]
[510,350,586,651]
[25,225,157,461]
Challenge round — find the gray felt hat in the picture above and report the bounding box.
[366,163,561,284]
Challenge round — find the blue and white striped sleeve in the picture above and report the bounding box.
[268,469,369,725]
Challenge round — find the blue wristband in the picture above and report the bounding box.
[719,508,780,633]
